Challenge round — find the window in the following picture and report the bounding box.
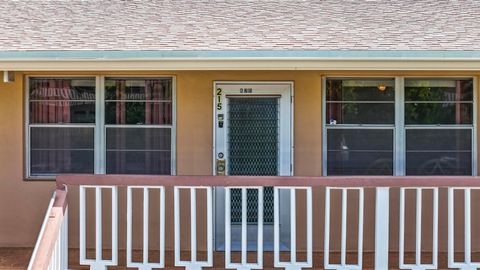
[405,79,473,175]
[325,77,475,176]
[325,79,395,175]
[28,78,96,176]
[26,76,175,178]
[104,78,173,174]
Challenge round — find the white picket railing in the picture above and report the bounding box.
[274,187,312,270]
[28,175,480,270]
[127,186,165,270]
[28,190,68,270]
[174,186,213,270]
[324,187,364,270]
[48,210,69,270]
[79,186,118,270]
[399,188,438,270]
[448,188,480,270]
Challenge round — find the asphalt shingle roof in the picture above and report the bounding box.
[1,0,480,51]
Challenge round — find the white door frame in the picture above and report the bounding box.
[212,81,294,251]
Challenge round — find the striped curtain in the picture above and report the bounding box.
[30,79,72,172]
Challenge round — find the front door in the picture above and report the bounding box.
[213,82,293,251]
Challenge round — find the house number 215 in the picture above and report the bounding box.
[216,88,222,110]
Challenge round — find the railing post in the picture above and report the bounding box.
[61,208,69,270]
[375,187,390,270]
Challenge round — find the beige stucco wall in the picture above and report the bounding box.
[0,70,479,253]
[0,72,56,247]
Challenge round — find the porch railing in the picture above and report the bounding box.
[28,189,68,270]
[28,175,480,270]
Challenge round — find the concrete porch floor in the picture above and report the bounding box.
[0,248,33,269]
[1,247,475,269]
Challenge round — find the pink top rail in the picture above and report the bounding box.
[57,174,480,189]
[29,190,67,270]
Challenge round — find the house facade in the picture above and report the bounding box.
[2,1,480,269]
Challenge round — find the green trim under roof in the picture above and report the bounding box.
[2,50,480,60]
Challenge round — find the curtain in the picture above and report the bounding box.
[115,80,127,172]
[31,79,71,124]
[115,80,126,124]
[109,79,172,174]
[146,80,172,174]
[145,80,172,174]
[31,79,72,173]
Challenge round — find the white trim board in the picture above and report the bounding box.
[5,59,480,71]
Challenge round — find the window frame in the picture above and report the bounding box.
[322,76,477,177]
[24,75,177,180]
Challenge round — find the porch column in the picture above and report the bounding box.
[375,187,390,270]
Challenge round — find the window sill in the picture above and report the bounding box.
[24,176,57,181]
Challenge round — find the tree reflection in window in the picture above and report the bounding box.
[405,79,473,175]
[326,78,395,175]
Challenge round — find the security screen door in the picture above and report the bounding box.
[214,82,293,251]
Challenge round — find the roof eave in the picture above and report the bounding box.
[1,50,480,71]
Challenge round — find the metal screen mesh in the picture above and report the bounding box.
[227,97,279,223]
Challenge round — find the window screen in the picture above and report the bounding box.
[327,129,393,175]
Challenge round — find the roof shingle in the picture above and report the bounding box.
[1,0,480,51]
